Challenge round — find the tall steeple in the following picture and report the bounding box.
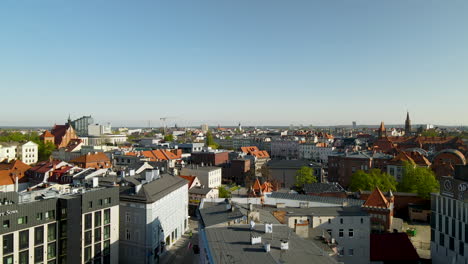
[405,112,411,136]
[378,121,386,139]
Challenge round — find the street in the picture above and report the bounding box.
[160,218,200,264]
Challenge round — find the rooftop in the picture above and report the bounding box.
[205,224,337,264]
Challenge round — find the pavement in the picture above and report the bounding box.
[160,218,200,264]
[402,222,431,259]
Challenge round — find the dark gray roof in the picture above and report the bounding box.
[189,187,213,195]
[204,224,336,264]
[303,182,345,194]
[260,205,367,217]
[267,159,322,169]
[269,192,364,206]
[119,174,187,203]
[199,202,246,227]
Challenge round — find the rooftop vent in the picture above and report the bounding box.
[280,240,289,250]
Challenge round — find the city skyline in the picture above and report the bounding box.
[1,0,468,126]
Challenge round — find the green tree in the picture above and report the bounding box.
[349,169,397,192]
[421,129,439,137]
[295,166,317,188]
[205,130,219,149]
[398,161,440,198]
[38,142,56,161]
[164,134,174,142]
[218,186,231,198]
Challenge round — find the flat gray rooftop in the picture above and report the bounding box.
[205,224,337,264]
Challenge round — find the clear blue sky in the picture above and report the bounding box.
[1,0,467,127]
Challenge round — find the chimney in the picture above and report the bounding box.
[15,176,19,192]
[135,184,142,194]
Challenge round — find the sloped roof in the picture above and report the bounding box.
[370,233,419,261]
[303,182,345,194]
[71,152,110,164]
[363,188,390,208]
[179,175,197,188]
[40,130,54,138]
[0,159,30,186]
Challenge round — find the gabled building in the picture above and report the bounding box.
[70,152,111,169]
[41,122,79,149]
[361,188,394,232]
[118,169,189,264]
[0,159,31,192]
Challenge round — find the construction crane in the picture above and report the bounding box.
[160,117,176,134]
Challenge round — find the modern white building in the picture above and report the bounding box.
[17,141,39,165]
[0,141,38,165]
[119,169,189,264]
[180,166,222,188]
[0,142,18,162]
[298,143,335,163]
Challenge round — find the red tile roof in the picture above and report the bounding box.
[0,160,30,186]
[370,233,419,261]
[71,152,110,164]
[179,175,197,188]
[363,188,390,208]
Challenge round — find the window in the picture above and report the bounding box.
[84,246,91,262]
[103,240,110,256]
[85,214,92,230]
[60,221,67,237]
[104,225,110,240]
[47,242,56,259]
[95,227,102,241]
[95,211,102,227]
[104,209,110,225]
[19,230,29,250]
[3,234,13,254]
[37,212,43,221]
[60,239,67,253]
[3,220,9,228]
[48,223,56,241]
[19,250,28,264]
[35,226,44,245]
[3,255,13,264]
[35,246,44,263]
[95,242,102,257]
[339,229,344,237]
[125,213,131,223]
[60,208,67,219]
[18,216,28,225]
[85,231,92,246]
[348,248,354,256]
[349,229,354,238]
[45,210,55,220]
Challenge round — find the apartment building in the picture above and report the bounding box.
[0,185,119,264]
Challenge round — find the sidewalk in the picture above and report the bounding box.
[160,218,200,264]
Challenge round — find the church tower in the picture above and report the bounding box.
[378,121,386,139]
[405,112,411,136]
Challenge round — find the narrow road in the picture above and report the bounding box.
[161,218,200,264]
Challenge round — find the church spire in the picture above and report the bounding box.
[405,112,411,136]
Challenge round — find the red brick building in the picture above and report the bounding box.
[191,151,229,166]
